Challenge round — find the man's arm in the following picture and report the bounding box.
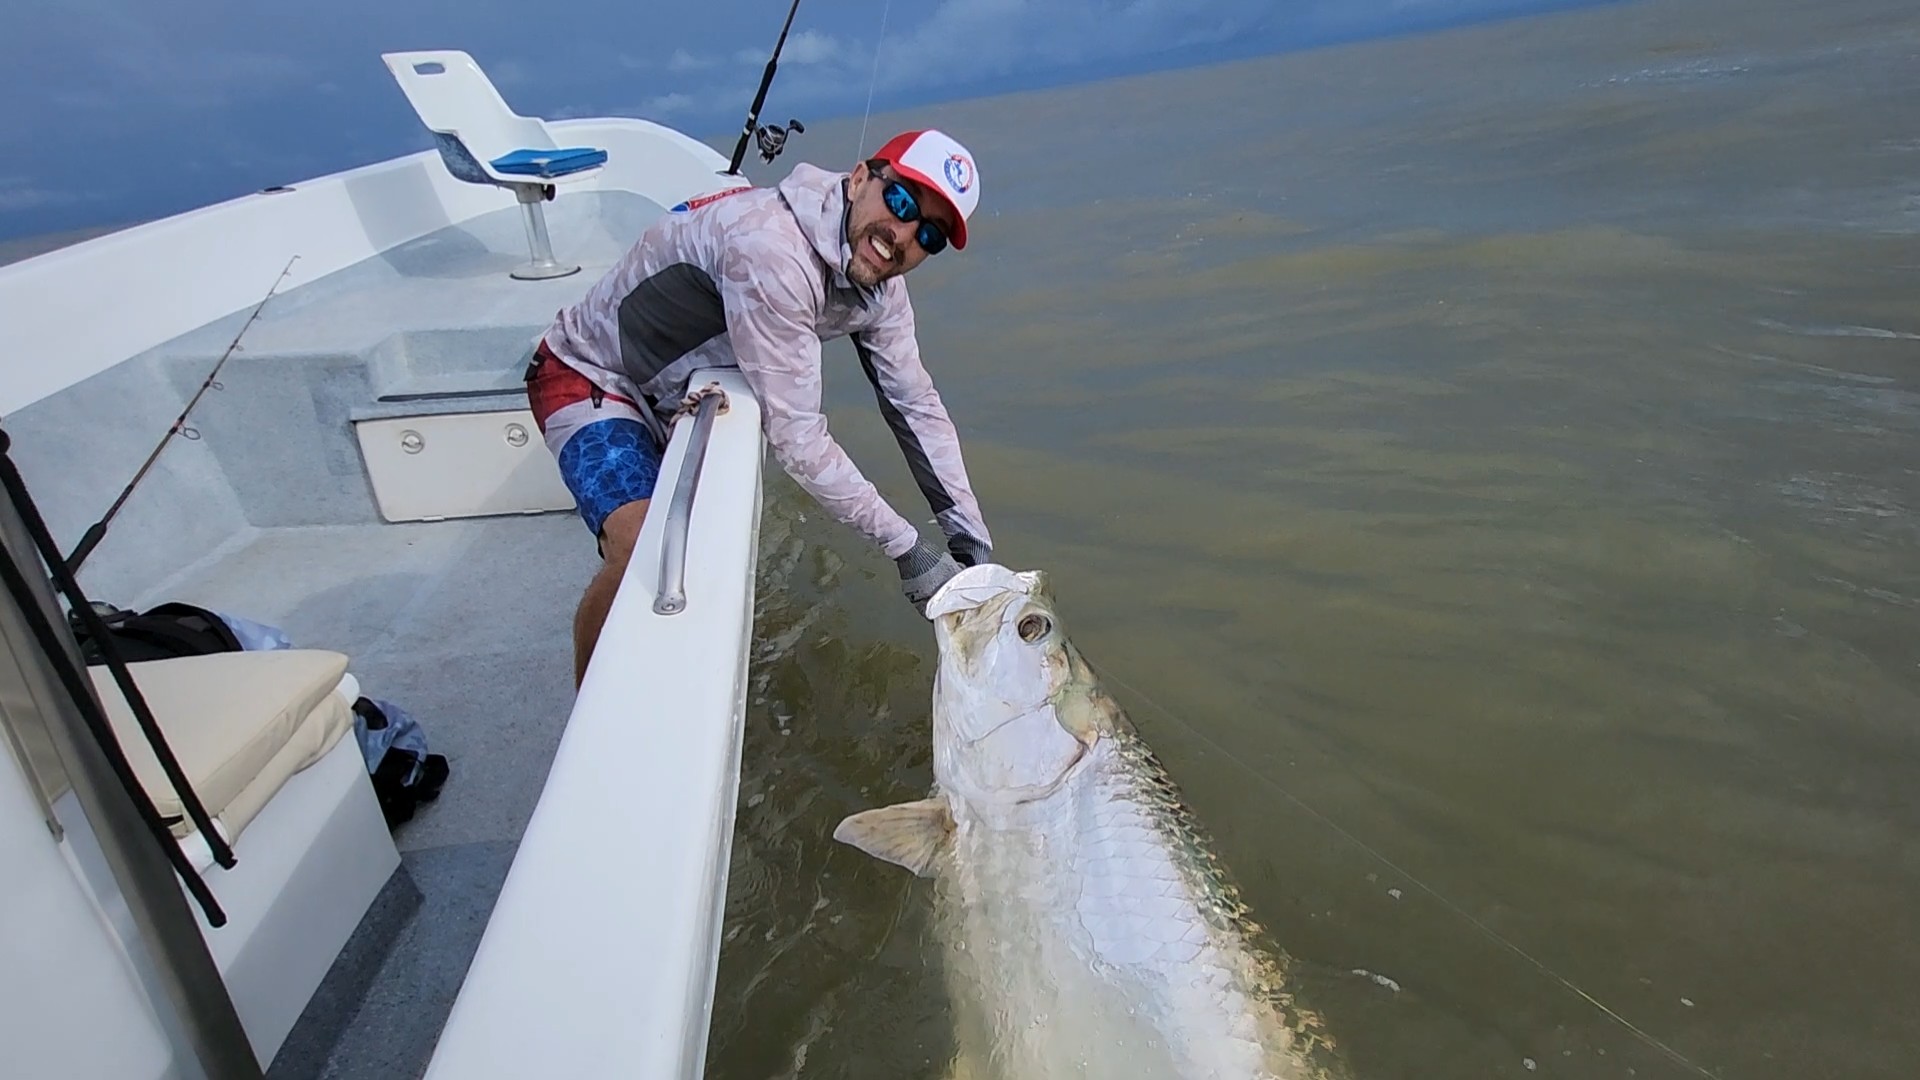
[851,287,993,564]
[718,244,923,560]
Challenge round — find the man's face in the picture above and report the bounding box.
[845,162,960,289]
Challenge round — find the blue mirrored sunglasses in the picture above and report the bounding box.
[879,178,949,256]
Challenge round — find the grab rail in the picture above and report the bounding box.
[424,368,764,1080]
[653,389,725,616]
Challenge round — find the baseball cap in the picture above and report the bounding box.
[871,129,979,250]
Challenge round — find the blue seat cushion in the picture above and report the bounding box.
[489,147,608,179]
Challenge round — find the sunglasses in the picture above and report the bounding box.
[877,176,949,256]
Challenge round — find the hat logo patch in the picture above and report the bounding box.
[942,154,974,195]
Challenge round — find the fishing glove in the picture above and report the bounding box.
[897,537,963,616]
[947,533,992,569]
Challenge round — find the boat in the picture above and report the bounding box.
[1,47,774,1079]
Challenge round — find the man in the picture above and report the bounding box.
[525,128,994,685]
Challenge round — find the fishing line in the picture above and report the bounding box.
[855,0,893,159]
[1097,667,1723,1080]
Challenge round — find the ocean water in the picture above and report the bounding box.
[708,0,1920,1077]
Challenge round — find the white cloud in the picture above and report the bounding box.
[640,92,699,117]
[668,48,716,72]
[784,29,852,66]
[734,29,853,68]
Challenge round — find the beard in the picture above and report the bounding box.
[846,221,903,288]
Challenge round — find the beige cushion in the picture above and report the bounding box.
[88,649,355,841]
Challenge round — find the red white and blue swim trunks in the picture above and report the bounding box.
[525,340,663,542]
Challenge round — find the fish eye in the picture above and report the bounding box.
[1017,613,1052,643]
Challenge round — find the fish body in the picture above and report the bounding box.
[835,566,1336,1079]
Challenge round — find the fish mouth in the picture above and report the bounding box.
[927,562,1091,804]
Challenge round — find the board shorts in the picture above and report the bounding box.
[525,339,663,543]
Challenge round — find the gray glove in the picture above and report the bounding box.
[897,536,963,615]
[947,533,991,568]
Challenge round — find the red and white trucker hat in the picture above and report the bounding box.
[872,129,979,250]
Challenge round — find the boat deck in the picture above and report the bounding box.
[6,191,665,1078]
[168,515,596,1080]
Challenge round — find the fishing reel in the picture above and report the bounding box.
[754,118,805,164]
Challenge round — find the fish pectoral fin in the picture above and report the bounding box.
[832,798,953,877]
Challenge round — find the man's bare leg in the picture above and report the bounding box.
[573,498,650,688]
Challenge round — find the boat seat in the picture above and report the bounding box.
[489,147,608,180]
[380,48,607,281]
[88,649,356,845]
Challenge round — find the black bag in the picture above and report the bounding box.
[350,696,451,826]
[71,601,242,665]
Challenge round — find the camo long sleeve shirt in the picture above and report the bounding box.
[541,163,990,562]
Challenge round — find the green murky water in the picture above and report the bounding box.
[707,1,1920,1076]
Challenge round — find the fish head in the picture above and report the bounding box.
[926,564,1111,814]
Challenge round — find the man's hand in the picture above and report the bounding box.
[947,533,992,568]
[897,537,964,616]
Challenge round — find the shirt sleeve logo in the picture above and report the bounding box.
[670,185,753,213]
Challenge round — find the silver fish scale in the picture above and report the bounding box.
[1073,727,1329,1078]
[935,724,1339,1080]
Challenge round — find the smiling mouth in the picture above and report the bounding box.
[868,234,896,266]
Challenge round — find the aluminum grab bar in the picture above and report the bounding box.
[652,389,725,616]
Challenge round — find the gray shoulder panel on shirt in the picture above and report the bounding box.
[616,262,727,389]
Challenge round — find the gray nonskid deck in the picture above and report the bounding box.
[139,513,604,1078]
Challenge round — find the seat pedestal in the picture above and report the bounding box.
[511,185,579,281]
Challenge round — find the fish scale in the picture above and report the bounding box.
[928,725,1330,1079]
[834,565,1344,1079]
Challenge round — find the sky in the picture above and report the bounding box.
[0,0,1605,242]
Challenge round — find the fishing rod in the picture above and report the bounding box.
[64,255,299,575]
[726,0,807,175]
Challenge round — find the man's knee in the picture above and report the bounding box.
[596,499,652,567]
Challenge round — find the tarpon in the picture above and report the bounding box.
[834,565,1340,1080]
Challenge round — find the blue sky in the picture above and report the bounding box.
[1,0,1600,242]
